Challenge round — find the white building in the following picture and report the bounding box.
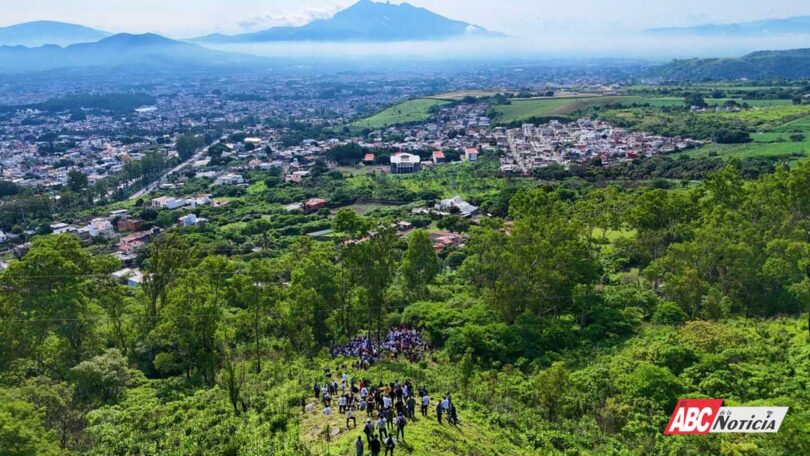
[151,196,186,210]
[215,173,245,186]
[390,153,421,174]
[86,218,115,238]
[437,196,479,217]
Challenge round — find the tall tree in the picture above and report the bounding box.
[400,230,441,300]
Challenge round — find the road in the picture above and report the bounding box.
[128,147,208,201]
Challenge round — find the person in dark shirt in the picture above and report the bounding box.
[356,436,364,456]
[436,401,443,424]
[384,435,396,456]
[370,436,381,456]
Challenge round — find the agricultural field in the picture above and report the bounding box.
[351,98,450,129]
[427,89,506,100]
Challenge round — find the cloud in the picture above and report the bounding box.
[237,3,349,31]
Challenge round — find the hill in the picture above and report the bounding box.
[647,48,810,81]
[0,20,110,46]
[646,16,810,37]
[0,33,266,73]
[193,0,501,44]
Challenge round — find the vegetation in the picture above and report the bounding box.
[1,154,810,454]
[351,98,450,129]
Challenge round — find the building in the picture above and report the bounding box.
[390,152,421,174]
[117,218,143,232]
[465,147,479,162]
[304,198,328,214]
[178,214,206,227]
[86,218,115,238]
[437,195,479,217]
[214,173,245,186]
[363,153,376,164]
[151,196,186,210]
[432,150,446,164]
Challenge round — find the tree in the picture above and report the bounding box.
[333,208,367,238]
[400,230,441,300]
[684,93,707,108]
[142,233,198,328]
[0,394,60,456]
[67,170,88,193]
[70,349,130,404]
[175,134,204,161]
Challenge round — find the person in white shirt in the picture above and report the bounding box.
[383,395,392,410]
[324,406,332,416]
[421,395,430,417]
[339,395,348,413]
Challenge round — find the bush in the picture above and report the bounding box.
[70,349,131,404]
[652,301,688,325]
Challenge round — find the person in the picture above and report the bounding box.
[370,435,381,456]
[339,395,347,414]
[449,403,459,426]
[396,414,406,441]
[383,394,392,410]
[356,436,364,456]
[436,401,443,424]
[406,396,416,419]
[346,408,357,428]
[386,408,395,431]
[366,396,375,417]
[363,418,374,445]
[314,383,320,399]
[420,394,429,417]
[441,396,449,412]
[384,435,396,456]
[324,405,332,416]
[376,416,387,440]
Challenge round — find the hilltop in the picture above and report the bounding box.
[647,48,810,81]
[193,0,502,44]
[0,20,110,46]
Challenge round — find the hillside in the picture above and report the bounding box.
[193,0,501,44]
[647,48,810,81]
[0,33,265,73]
[0,20,110,46]
[646,16,810,37]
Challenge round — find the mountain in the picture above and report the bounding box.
[193,0,501,44]
[645,16,810,37]
[0,33,266,73]
[647,48,810,81]
[0,20,110,46]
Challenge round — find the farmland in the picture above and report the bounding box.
[351,98,450,129]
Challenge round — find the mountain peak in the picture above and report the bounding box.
[0,20,110,46]
[192,1,501,44]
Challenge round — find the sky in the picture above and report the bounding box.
[2,0,810,38]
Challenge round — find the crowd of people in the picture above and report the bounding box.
[329,326,428,368]
[312,371,459,456]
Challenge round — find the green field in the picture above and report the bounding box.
[352,98,450,129]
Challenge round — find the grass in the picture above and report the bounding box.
[352,99,450,129]
[426,90,505,101]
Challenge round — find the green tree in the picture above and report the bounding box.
[400,230,441,300]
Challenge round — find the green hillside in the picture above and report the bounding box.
[352,98,450,129]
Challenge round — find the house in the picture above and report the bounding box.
[86,218,115,238]
[304,198,328,214]
[397,221,413,232]
[390,152,421,174]
[429,231,465,252]
[178,214,206,227]
[151,196,186,210]
[432,150,446,164]
[117,218,143,232]
[50,222,82,235]
[112,268,143,287]
[465,147,479,161]
[118,228,160,253]
[363,153,376,164]
[437,196,479,217]
[284,202,304,212]
[214,173,244,186]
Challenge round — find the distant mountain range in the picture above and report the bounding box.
[0,20,110,46]
[646,16,810,37]
[0,33,265,73]
[192,0,502,44]
[647,48,810,81]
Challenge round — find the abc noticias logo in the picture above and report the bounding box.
[664,399,789,435]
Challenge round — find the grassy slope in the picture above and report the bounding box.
[300,399,522,456]
[352,99,450,129]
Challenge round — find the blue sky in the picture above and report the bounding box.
[2,0,810,37]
